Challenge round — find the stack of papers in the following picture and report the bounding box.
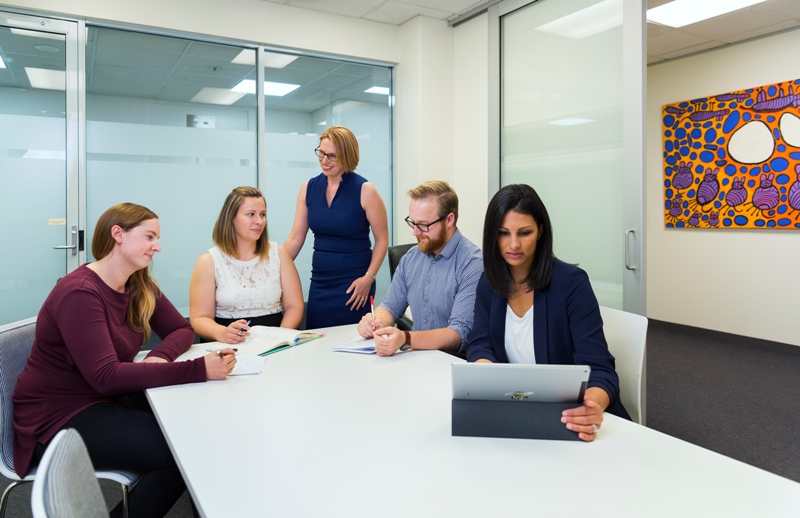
[331,337,376,354]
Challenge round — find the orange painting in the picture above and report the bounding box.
[662,78,800,229]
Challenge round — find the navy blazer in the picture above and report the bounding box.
[466,260,630,419]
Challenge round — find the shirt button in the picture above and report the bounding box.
[425,299,428,303]
[424,319,428,323]
[427,279,431,283]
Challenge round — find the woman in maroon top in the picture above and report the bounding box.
[13,203,236,518]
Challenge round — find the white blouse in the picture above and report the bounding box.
[208,244,282,319]
[504,303,536,364]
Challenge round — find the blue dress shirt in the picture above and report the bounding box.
[380,229,483,350]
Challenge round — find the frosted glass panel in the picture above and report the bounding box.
[501,0,623,309]
[261,56,393,304]
[0,26,66,325]
[85,27,258,313]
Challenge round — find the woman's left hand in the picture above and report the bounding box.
[561,399,605,442]
[345,275,373,311]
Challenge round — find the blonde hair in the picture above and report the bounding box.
[407,180,459,224]
[212,186,270,261]
[92,203,161,346]
[319,126,359,173]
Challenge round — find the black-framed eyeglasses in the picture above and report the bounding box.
[405,215,446,233]
[314,148,338,163]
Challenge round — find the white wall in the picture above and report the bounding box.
[647,28,800,346]
[453,13,490,247]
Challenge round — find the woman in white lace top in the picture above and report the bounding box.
[189,186,304,343]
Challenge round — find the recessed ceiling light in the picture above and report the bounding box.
[10,28,64,41]
[317,121,327,125]
[24,67,64,90]
[0,56,5,69]
[34,45,60,53]
[535,0,622,39]
[231,79,300,96]
[231,49,299,69]
[364,86,390,95]
[191,87,247,105]
[647,0,767,28]
[550,118,595,126]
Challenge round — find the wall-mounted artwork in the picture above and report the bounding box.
[662,78,800,229]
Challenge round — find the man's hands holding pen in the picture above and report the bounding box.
[204,348,237,380]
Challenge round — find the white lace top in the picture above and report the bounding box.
[208,243,282,319]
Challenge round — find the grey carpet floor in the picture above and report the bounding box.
[2,319,798,516]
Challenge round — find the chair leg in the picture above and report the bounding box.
[0,480,31,518]
[120,483,130,518]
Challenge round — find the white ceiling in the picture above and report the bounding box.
[646,0,800,64]
[263,0,800,64]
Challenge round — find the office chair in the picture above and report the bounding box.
[599,306,648,425]
[30,429,108,518]
[388,243,415,331]
[0,318,140,518]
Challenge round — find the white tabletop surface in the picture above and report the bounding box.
[146,325,800,517]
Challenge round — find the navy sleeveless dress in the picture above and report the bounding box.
[305,172,375,329]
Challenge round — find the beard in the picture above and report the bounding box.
[416,223,447,254]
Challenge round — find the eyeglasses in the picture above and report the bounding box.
[314,148,338,163]
[405,215,446,233]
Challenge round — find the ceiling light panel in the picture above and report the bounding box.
[0,55,5,69]
[24,67,64,90]
[10,28,65,41]
[535,0,623,39]
[647,0,767,28]
[232,79,300,96]
[191,87,247,105]
[364,86,390,95]
[231,49,299,69]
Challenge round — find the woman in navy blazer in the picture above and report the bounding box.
[466,184,629,441]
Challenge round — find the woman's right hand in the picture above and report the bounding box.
[221,319,250,344]
[204,348,237,380]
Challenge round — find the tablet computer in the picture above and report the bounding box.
[452,363,590,404]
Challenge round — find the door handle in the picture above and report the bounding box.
[54,225,78,256]
[624,229,635,271]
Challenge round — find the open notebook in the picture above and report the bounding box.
[227,326,321,357]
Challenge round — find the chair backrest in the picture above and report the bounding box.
[388,243,415,279]
[599,307,648,425]
[0,317,37,477]
[31,429,108,518]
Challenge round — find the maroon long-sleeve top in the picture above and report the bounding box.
[13,264,207,477]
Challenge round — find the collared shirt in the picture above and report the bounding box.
[380,229,483,350]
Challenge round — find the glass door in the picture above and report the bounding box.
[499,0,644,312]
[0,13,79,325]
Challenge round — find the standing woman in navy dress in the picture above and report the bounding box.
[284,126,389,328]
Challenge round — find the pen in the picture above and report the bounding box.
[370,296,375,320]
[240,319,252,335]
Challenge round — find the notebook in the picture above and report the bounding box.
[451,363,590,403]
[210,326,322,357]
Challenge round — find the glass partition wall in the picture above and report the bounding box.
[0,14,77,325]
[500,0,644,312]
[0,15,393,326]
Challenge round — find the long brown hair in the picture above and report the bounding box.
[92,203,161,346]
[212,186,270,260]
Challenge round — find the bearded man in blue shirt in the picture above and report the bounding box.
[357,180,483,356]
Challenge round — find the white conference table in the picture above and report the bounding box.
[146,324,800,517]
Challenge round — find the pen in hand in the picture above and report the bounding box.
[239,319,252,335]
[370,296,377,331]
